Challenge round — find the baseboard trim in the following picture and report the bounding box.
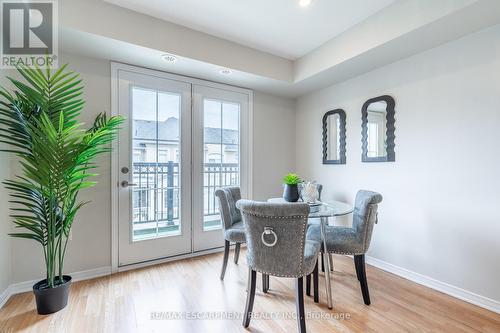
[0,247,237,309]
[365,255,500,314]
[0,285,13,309]
[0,266,112,309]
[117,246,226,272]
[3,254,497,315]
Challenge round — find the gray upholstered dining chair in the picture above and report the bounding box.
[306,190,383,305]
[236,200,320,333]
[214,187,246,280]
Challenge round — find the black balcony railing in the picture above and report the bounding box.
[132,162,239,225]
[204,162,239,218]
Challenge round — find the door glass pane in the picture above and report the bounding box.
[132,87,181,240]
[203,99,240,230]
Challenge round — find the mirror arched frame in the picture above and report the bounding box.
[361,95,396,162]
[322,109,346,165]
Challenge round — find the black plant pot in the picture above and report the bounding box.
[33,275,72,315]
[283,184,300,202]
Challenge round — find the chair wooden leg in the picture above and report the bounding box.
[313,259,319,303]
[243,268,257,328]
[220,240,230,280]
[329,253,334,271]
[354,256,361,281]
[321,252,325,272]
[295,277,307,333]
[234,243,240,264]
[262,274,269,293]
[306,274,311,296]
[355,254,371,305]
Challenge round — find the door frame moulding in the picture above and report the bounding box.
[110,61,253,273]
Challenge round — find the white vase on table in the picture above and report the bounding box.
[300,182,319,203]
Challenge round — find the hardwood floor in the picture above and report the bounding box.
[1,250,499,332]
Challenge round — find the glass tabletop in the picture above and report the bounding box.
[267,198,354,218]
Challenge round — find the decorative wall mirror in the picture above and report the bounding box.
[322,109,346,164]
[361,95,395,162]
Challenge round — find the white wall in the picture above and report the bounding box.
[252,93,296,200]
[4,20,498,313]
[296,25,500,302]
[0,150,11,295]
[295,0,477,81]
[61,0,292,82]
[9,52,296,283]
[0,72,14,299]
[10,54,113,282]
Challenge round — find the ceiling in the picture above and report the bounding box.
[103,0,396,60]
[60,0,500,97]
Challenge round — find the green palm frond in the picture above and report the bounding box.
[0,64,124,287]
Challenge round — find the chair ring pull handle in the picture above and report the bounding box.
[261,227,278,247]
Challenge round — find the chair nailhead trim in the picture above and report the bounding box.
[322,250,363,255]
[251,268,310,279]
[242,212,308,219]
[298,217,306,275]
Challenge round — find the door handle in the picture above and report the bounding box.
[121,180,138,188]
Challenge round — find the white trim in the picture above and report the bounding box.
[110,62,253,96]
[365,255,500,314]
[0,285,13,309]
[2,253,497,315]
[117,243,246,273]
[116,246,226,272]
[0,266,112,309]
[0,243,246,309]
[8,267,112,295]
[247,93,254,199]
[110,62,120,273]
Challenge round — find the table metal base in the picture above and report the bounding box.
[320,216,333,309]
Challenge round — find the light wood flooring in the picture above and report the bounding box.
[1,250,499,332]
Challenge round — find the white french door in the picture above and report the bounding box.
[192,85,251,251]
[116,70,192,266]
[112,63,252,267]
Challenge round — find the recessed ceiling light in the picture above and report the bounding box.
[299,0,312,7]
[161,54,177,63]
[219,68,232,75]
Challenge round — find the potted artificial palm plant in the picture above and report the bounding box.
[0,64,124,314]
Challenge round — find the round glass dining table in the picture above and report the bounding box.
[267,198,353,218]
[267,198,354,309]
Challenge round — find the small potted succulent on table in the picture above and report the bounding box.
[283,173,301,202]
